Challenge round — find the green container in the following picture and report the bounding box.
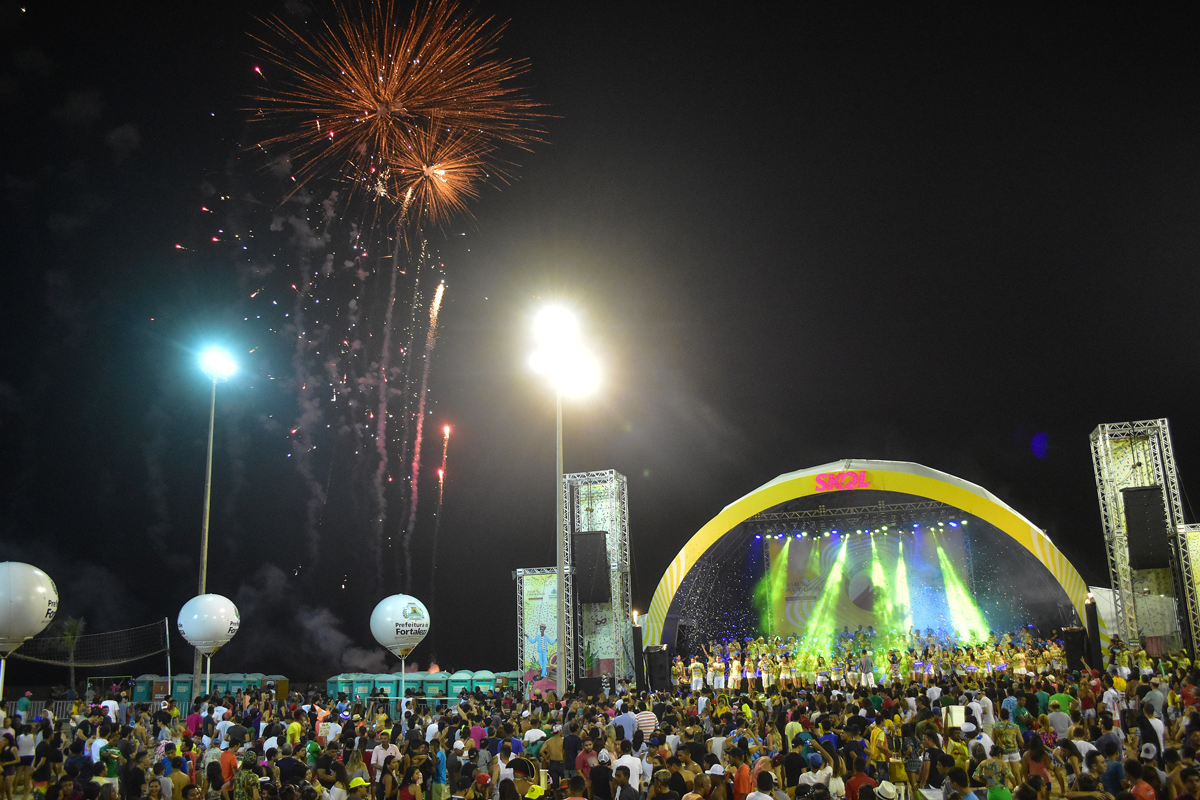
[350,673,373,701]
[422,673,448,697]
[372,674,399,698]
[133,675,158,703]
[171,675,193,707]
[471,670,495,692]
[448,670,473,696]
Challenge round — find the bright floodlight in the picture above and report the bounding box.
[529,348,600,397]
[199,347,237,382]
[533,305,579,345]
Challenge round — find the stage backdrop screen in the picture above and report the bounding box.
[766,527,992,642]
[520,571,559,684]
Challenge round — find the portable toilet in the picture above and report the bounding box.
[227,673,247,694]
[210,674,231,696]
[372,674,398,699]
[171,675,193,707]
[422,672,448,698]
[325,675,341,697]
[343,673,370,701]
[448,671,473,696]
[244,673,264,690]
[134,675,157,703]
[151,676,169,703]
[471,670,495,692]
[263,675,289,701]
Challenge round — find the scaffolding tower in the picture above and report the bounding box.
[561,470,633,688]
[1090,419,1198,652]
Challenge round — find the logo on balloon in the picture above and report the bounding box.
[371,594,430,660]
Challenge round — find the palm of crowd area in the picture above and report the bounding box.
[6,651,1200,800]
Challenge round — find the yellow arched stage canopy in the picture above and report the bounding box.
[644,459,1104,645]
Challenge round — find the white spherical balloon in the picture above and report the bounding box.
[0,563,58,654]
[177,594,240,655]
[370,595,430,658]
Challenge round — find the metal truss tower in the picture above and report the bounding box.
[561,470,633,688]
[514,566,559,688]
[1090,419,1197,651]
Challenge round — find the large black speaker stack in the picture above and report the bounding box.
[645,645,672,691]
[1122,487,1172,570]
[1060,627,1088,673]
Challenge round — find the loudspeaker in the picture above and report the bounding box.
[1061,627,1087,672]
[575,676,603,697]
[572,531,612,603]
[1123,487,1172,570]
[645,645,672,691]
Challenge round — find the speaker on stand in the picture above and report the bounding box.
[645,645,671,691]
[1061,627,1088,673]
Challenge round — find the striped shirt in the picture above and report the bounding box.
[635,711,658,737]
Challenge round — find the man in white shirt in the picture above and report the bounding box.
[372,731,401,775]
[327,717,343,744]
[101,698,120,724]
[426,718,441,743]
[979,694,995,734]
[216,717,234,748]
[1071,731,1097,771]
[1101,684,1125,726]
[614,741,642,791]
[961,723,993,759]
[523,727,546,746]
[799,753,833,787]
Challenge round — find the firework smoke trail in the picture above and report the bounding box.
[429,425,450,617]
[369,240,404,589]
[401,281,445,591]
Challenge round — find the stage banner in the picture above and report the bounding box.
[766,527,988,643]
[519,570,559,688]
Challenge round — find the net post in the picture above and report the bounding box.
[164,618,172,691]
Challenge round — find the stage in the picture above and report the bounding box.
[647,460,1094,655]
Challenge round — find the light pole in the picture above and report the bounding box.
[193,347,236,697]
[529,307,599,699]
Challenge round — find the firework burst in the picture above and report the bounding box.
[250,0,542,206]
[250,0,542,594]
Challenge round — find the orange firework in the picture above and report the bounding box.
[384,120,496,224]
[250,0,543,214]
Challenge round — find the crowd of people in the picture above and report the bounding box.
[670,628,1193,693]
[3,631,1199,800]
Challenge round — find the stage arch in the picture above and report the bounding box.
[644,459,1102,646]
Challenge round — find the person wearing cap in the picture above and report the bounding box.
[510,756,542,799]
[349,776,372,799]
[542,724,566,794]
[1144,679,1166,719]
[577,747,607,800]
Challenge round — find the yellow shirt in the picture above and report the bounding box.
[287,721,303,744]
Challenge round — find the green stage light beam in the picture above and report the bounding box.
[870,535,894,620]
[806,538,848,651]
[753,539,790,636]
[895,540,913,632]
[935,542,988,644]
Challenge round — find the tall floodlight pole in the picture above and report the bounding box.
[193,347,237,697]
[530,307,600,700]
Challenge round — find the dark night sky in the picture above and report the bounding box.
[2,2,1200,682]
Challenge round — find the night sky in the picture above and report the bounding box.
[3,2,1200,683]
